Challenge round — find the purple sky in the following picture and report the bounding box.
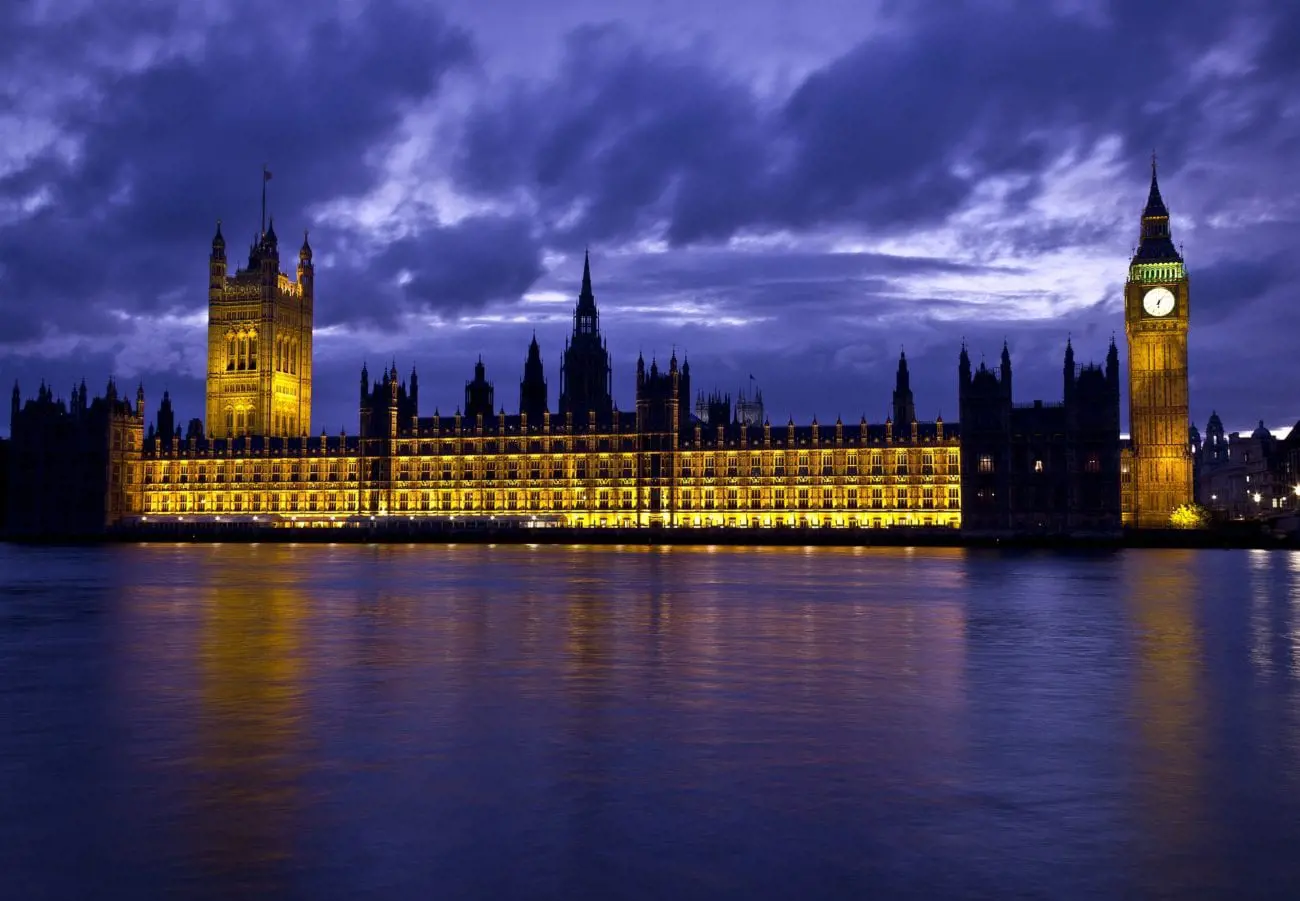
[2,0,1298,438]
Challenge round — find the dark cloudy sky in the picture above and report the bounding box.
[2,0,1298,438]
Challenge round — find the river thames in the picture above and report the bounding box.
[2,543,1299,900]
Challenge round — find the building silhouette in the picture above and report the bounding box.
[558,251,614,425]
[6,379,143,537]
[959,339,1122,533]
[519,335,548,421]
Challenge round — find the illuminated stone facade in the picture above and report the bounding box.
[1125,160,1194,527]
[135,396,961,530]
[205,219,313,440]
[136,256,960,530]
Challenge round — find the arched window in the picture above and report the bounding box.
[235,409,245,433]
[248,334,257,370]
[225,408,234,435]
[227,336,235,370]
[290,341,297,375]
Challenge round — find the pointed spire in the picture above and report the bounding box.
[575,247,597,317]
[1143,150,1168,219]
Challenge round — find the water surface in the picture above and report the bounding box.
[2,543,1300,900]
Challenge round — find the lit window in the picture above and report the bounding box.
[1034,459,1044,473]
[978,455,993,474]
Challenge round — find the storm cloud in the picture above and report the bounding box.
[2,0,1298,435]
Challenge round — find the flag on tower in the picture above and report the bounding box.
[264,166,273,181]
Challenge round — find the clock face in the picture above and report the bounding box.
[1142,286,1176,317]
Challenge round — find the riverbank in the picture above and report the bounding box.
[5,522,1297,550]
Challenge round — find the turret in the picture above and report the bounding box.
[1106,335,1119,389]
[260,217,280,277]
[519,333,547,420]
[298,230,314,299]
[209,220,227,292]
[136,383,145,418]
[1063,337,1075,405]
[360,362,369,406]
[892,349,915,429]
[156,391,175,452]
[958,342,971,399]
[465,356,495,421]
[10,380,19,429]
[1000,341,1013,398]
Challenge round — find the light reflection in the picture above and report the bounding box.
[1249,548,1275,678]
[188,547,307,890]
[1126,550,1212,884]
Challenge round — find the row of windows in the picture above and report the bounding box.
[221,410,299,438]
[224,333,301,374]
[142,487,960,514]
[144,458,962,485]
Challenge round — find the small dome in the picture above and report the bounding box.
[1252,420,1271,440]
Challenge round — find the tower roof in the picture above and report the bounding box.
[1133,155,1182,264]
[1142,156,1169,219]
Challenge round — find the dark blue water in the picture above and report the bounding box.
[2,544,1299,900]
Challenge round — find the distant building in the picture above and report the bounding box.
[7,379,143,538]
[1198,418,1300,521]
[959,339,1122,534]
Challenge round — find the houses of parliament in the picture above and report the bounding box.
[4,165,1200,538]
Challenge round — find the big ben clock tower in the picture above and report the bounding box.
[1125,157,1193,528]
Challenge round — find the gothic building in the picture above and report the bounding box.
[11,175,1195,539]
[959,339,1122,533]
[1124,158,1194,526]
[6,379,143,537]
[558,251,614,424]
[114,250,961,531]
[206,213,314,440]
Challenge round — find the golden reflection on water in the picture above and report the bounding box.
[1125,550,1209,877]
[192,547,307,885]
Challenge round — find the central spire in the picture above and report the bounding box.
[578,248,595,312]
